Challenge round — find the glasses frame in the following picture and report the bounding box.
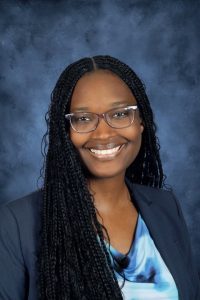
[65,105,138,133]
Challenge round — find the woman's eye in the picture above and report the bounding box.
[74,115,91,122]
[112,111,128,118]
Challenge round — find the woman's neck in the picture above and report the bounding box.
[87,174,130,213]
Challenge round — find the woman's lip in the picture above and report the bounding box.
[87,144,126,160]
[86,143,123,150]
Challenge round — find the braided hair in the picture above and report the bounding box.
[38,55,164,299]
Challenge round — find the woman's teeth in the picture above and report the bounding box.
[89,145,121,155]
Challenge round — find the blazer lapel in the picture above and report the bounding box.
[126,180,191,300]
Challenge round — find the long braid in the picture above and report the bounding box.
[59,65,121,298]
[38,55,165,299]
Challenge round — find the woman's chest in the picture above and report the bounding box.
[97,203,138,255]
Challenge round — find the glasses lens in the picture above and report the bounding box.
[106,107,135,128]
[71,113,98,133]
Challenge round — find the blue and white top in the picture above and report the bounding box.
[104,214,179,299]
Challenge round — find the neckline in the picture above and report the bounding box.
[105,213,141,257]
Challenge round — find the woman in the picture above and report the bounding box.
[0,55,199,300]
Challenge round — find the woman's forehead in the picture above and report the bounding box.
[70,70,136,111]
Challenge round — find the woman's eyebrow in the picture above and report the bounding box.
[72,107,89,112]
[110,101,130,107]
[72,101,131,112]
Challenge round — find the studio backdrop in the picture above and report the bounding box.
[0,0,199,271]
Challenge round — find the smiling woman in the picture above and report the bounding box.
[0,55,199,300]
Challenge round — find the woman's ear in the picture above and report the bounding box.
[140,121,144,133]
[138,114,144,133]
[137,110,144,133]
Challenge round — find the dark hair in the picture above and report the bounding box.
[38,55,164,299]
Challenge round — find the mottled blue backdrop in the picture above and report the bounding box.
[0,0,199,268]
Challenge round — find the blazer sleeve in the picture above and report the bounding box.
[0,204,27,300]
[171,191,200,298]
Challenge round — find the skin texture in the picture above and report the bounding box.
[69,70,144,254]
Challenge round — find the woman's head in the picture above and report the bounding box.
[38,55,164,300]
[48,55,163,187]
[69,69,144,180]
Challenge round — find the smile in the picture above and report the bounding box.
[88,145,124,159]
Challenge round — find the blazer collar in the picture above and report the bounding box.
[125,179,191,300]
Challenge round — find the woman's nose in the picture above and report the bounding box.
[91,117,116,138]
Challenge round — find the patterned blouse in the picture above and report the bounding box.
[104,214,179,299]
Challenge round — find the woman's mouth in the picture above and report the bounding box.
[88,144,125,159]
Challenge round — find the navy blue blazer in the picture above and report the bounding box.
[0,183,199,300]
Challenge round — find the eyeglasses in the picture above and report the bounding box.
[65,105,138,133]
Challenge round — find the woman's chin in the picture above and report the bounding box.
[86,167,126,180]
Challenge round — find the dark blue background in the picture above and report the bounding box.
[0,0,199,269]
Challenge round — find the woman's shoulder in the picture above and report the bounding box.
[2,188,42,209]
[0,190,43,298]
[130,181,172,194]
[127,181,183,217]
[0,189,43,252]
[0,189,42,224]
[127,180,175,201]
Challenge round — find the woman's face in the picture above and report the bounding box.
[69,70,144,179]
